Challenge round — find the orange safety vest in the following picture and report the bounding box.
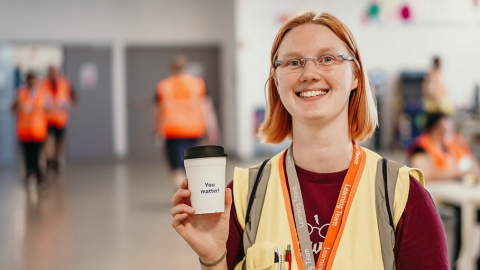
[156,74,206,139]
[15,85,49,142]
[42,77,71,128]
[417,133,471,170]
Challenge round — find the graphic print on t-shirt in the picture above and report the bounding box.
[308,214,329,255]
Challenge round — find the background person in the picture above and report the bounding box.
[408,112,480,269]
[11,72,50,187]
[422,57,455,115]
[153,55,219,188]
[42,66,76,174]
[408,112,480,181]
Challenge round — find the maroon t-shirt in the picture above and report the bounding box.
[226,164,449,270]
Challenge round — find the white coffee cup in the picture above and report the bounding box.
[183,145,227,214]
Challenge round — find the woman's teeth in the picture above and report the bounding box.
[299,90,328,97]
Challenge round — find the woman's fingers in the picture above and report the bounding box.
[181,177,188,189]
[171,213,189,229]
[171,188,191,206]
[170,204,195,218]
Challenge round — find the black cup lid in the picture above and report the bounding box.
[183,145,228,160]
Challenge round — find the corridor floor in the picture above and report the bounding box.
[0,156,260,270]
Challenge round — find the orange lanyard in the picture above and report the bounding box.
[280,142,366,270]
[316,142,364,270]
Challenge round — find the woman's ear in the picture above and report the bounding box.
[351,76,358,91]
[271,68,279,89]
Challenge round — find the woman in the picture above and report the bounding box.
[409,112,480,269]
[171,12,448,269]
[11,72,50,186]
[409,112,480,181]
[422,57,455,115]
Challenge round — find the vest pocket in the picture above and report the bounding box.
[246,242,279,270]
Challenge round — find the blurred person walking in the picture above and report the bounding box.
[153,55,219,188]
[42,66,76,175]
[171,12,448,270]
[422,57,455,115]
[11,72,50,187]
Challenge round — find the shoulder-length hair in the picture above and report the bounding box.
[258,11,378,143]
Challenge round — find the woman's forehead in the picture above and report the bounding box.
[277,23,347,58]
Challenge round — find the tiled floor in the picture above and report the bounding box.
[0,156,263,270]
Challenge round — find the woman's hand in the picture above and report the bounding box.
[171,178,232,264]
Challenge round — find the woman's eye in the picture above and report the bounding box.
[321,56,334,63]
[288,60,301,66]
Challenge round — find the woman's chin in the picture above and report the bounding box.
[296,112,329,122]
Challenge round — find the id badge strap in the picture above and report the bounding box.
[285,145,316,269]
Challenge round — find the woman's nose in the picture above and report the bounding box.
[300,61,322,82]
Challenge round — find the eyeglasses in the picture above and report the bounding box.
[274,54,357,71]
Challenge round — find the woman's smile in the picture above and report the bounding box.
[295,89,330,100]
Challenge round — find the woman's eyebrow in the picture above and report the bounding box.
[279,47,340,59]
[317,47,336,53]
[313,47,338,55]
[279,52,303,59]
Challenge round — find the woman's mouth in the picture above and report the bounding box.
[296,89,329,98]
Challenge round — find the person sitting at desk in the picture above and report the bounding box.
[408,112,480,181]
[408,112,480,269]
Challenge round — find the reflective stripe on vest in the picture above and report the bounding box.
[233,147,424,270]
[42,77,71,128]
[156,74,205,138]
[16,86,48,142]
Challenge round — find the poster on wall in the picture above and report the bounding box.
[79,63,98,90]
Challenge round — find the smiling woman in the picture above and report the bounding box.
[170,11,449,270]
[260,12,376,145]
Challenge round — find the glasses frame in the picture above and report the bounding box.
[274,54,356,69]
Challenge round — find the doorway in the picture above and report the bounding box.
[63,46,113,160]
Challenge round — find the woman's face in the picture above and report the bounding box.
[437,117,456,144]
[274,23,358,124]
[27,75,37,88]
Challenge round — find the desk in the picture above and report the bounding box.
[426,182,480,270]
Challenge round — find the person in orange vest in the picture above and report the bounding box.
[153,55,219,188]
[11,72,51,186]
[408,114,480,269]
[42,66,76,174]
[409,113,480,181]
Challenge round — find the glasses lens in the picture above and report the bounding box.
[285,59,303,69]
[277,54,350,73]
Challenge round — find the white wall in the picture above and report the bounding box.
[235,0,480,159]
[0,0,236,158]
